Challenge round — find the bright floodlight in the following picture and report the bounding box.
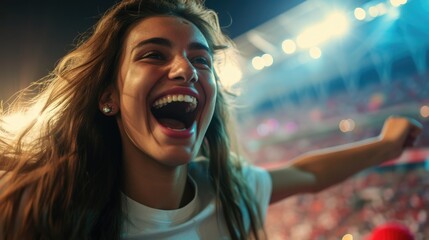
[354,8,366,20]
[390,0,401,7]
[325,11,349,36]
[282,39,297,54]
[296,26,325,49]
[297,11,349,48]
[390,0,407,7]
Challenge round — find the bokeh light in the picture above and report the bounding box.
[342,233,353,240]
[297,11,349,48]
[339,118,356,132]
[354,7,366,20]
[420,105,429,118]
[252,56,265,70]
[261,53,274,67]
[282,39,297,54]
[309,47,322,59]
[218,63,243,88]
[368,6,380,17]
[390,0,408,7]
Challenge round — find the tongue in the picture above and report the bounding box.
[158,118,186,130]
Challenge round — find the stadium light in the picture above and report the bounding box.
[282,39,297,54]
[368,6,380,17]
[296,11,349,48]
[325,11,349,36]
[354,7,366,21]
[218,63,243,88]
[309,47,322,59]
[252,53,274,70]
[252,56,265,70]
[261,53,274,66]
[368,3,388,18]
[390,0,407,7]
[376,3,388,15]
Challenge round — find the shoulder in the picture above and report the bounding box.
[240,164,272,219]
[241,164,270,181]
[241,164,272,197]
[189,158,272,193]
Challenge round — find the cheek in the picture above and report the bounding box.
[119,64,159,98]
[206,72,217,96]
[121,78,145,99]
[200,76,218,131]
[203,74,217,110]
[118,68,156,112]
[117,74,152,132]
[207,78,217,97]
[120,83,146,121]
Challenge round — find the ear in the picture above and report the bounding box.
[99,85,119,116]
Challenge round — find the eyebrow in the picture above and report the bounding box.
[131,37,212,55]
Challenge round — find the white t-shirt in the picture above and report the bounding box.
[121,160,272,240]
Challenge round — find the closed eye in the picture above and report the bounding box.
[140,51,166,61]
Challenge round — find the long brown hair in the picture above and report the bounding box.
[0,0,264,239]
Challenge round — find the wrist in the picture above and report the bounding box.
[377,135,402,162]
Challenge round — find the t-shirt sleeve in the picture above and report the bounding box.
[242,165,272,220]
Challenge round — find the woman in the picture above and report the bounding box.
[0,0,422,239]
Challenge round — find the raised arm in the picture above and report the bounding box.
[269,116,423,203]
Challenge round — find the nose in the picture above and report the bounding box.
[168,57,198,83]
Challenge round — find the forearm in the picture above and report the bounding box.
[289,136,394,192]
[269,117,422,202]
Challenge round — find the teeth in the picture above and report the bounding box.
[152,94,198,112]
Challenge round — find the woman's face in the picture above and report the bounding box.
[115,16,216,167]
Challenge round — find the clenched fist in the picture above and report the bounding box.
[379,116,423,160]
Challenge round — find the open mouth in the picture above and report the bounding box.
[151,94,198,130]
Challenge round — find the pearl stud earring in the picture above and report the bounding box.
[102,105,113,114]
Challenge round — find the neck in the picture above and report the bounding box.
[122,148,193,210]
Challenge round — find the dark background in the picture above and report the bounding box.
[0,0,303,101]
